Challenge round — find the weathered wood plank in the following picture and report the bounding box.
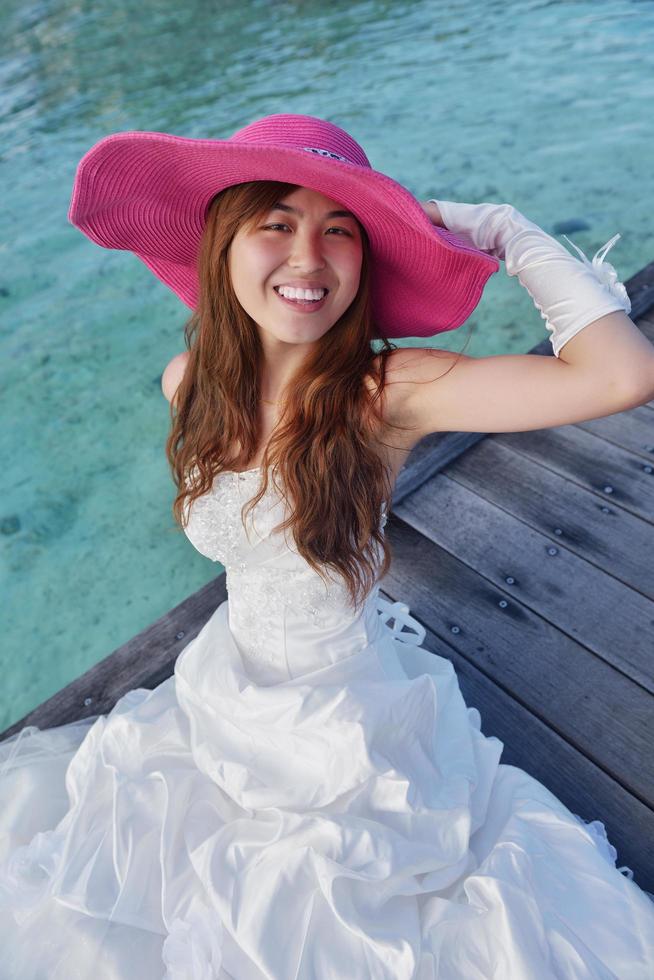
[378,578,654,894]
[575,405,654,461]
[393,471,653,687]
[636,311,654,340]
[625,260,654,320]
[492,424,654,524]
[381,511,654,806]
[0,577,229,741]
[443,437,653,598]
[391,430,487,506]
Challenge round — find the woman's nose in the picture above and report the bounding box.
[289,229,326,269]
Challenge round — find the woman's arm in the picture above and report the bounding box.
[422,200,654,378]
[388,200,654,437]
[385,335,652,438]
[549,308,654,382]
[161,351,190,408]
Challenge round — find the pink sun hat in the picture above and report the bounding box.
[68,113,500,339]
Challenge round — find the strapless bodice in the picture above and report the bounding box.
[183,466,389,683]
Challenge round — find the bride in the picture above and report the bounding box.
[1,112,653,979]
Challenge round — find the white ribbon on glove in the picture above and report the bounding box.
[428,200,632,358]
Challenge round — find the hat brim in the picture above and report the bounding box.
[69,131,499,339]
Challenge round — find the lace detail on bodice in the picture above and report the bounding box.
[182,466,389,674]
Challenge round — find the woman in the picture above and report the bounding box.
[1,113,653,979]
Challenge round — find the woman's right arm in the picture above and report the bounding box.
[161,351,190,407]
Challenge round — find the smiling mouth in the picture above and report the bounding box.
[273,287,330,312]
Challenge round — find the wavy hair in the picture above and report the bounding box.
[165,179,465,612]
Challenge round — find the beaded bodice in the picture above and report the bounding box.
[183,466,389,682]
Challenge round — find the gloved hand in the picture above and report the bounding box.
[427,199,632,358]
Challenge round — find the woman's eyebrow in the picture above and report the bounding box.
[271,202,356,220]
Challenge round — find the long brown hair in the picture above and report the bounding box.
[165,180,448,612]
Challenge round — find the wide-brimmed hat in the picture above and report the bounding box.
[68,113,500,339]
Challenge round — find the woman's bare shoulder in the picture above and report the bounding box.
[367,346,456,410]
[161,351,190,404]
[371,345,456,377]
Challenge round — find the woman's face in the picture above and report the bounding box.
[227,186,364,345]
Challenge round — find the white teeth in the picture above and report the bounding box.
[276,286,326,301]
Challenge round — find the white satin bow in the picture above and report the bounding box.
[562,232,632,313]
[376,596,426,646]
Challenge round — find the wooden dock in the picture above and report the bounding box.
[3,260,654,893]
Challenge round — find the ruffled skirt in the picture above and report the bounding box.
[1,598,652,979]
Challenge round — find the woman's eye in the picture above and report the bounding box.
[263,223,351,236]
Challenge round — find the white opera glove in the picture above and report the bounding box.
[428,199,632,358]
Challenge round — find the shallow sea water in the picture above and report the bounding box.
[1,0,653,730]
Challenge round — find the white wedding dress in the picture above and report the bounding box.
[1,465,653,979]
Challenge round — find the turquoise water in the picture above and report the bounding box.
[2,0,653,732]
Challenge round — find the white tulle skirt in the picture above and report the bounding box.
[1,597,652,979]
